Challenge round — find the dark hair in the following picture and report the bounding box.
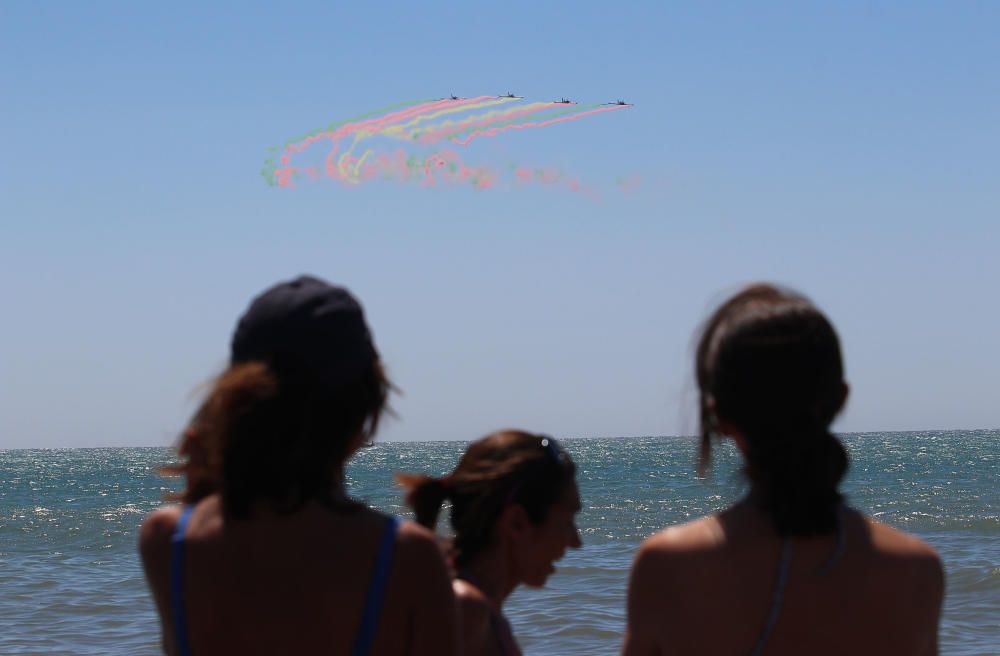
[164,277,392,518]
[167,359,391,518]
[397,430,577,568]
[696,283,848,536]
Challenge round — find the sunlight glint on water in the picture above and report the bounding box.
[1,431,997,654]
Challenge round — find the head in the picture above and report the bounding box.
[169,275,392,518]
[696,283,849,536]
[399,430,582,587]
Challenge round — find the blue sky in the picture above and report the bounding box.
[2,2,997,448]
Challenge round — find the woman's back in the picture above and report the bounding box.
[139,277,457,656]
[141,496,455,656]
[624,283,944,655]
[628,505,943,655]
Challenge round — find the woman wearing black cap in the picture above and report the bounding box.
[139,276,456,656]
[622,284,943,655]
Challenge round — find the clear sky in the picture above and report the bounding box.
[2,2,997,448]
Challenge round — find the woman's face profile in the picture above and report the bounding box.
[515,481,582,587]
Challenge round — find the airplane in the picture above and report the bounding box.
[555,97,574,104]
[606,99,632,106]
[500,92,522,99]
[449,94,461,100]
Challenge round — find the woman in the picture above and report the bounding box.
[139,276,456,656]
[399,430,582,656]
[623,284,944,655]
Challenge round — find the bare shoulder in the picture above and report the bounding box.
[865,515,940,559]
[452,579,491,625]
[138,505,182,565]
[137,504,183,650]
[395,518,449,564]
[637,515,724,564]
[649,515,722,547]
[863,515,944,587]
[392,518,453,602]
[629,516,723,608]
[452,579,493,654]
[391,519,457,654]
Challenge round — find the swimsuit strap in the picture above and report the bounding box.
[350,516,399,656]
[749,539,793,656]
[817,505,847,576]
[170,505,195,656]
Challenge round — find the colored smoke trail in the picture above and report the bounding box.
[265,94,633,195]
[336,96,516,177]
[413,102,564,143]
[450,104,629,146]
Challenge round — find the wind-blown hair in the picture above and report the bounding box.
[696,284,848,536]
[166,359,391,519]
[397,430,576,568]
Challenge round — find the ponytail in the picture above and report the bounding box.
[396,473,450,530]
[743,425,848,536]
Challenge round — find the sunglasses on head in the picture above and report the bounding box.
[502,435,568,508]
[539,435,568,465]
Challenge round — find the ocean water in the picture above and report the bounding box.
[1,431,998,655]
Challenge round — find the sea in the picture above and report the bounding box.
[1,431,998,655]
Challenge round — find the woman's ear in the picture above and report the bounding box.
[838,380,850,413]
[707,396,746,447]
[497,503,532,543]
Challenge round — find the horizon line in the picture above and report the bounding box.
[4,427,999,452]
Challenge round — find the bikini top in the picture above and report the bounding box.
[170,506,399,656]
[749,508,846,656]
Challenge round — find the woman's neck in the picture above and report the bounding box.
[459,548,518,609]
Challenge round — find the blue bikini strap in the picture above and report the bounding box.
[350,516,400,656]
[750,539,793,656]
[170,505,195,656]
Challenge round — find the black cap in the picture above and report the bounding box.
[230,276,378,387]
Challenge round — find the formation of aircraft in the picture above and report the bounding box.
[440,93,632,105]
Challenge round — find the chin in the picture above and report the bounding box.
[523,572,551,588]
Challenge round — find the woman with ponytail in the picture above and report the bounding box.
[398,430,582,656]
[623,284,943,656]
[139,276,456,656]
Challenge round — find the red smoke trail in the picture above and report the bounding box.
[277,96,500,183]
[415,103,560,144]
[450,105,629,146]
[282,98,451,159]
